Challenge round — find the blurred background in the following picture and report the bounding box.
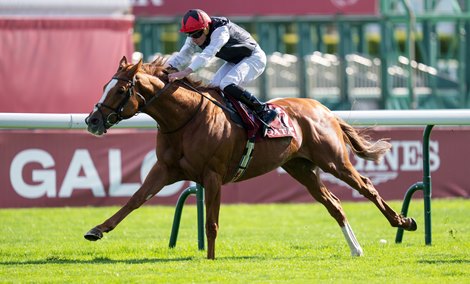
[1,0,469,208]
[1,0,470,113]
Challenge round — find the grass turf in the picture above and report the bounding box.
[0,199,469,283]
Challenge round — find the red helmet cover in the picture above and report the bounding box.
[180,9,212,33]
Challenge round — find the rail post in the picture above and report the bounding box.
[396,125,434,245]
[169,184,205,250]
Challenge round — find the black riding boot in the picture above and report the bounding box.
[223,84,278,125]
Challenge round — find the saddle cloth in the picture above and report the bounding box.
[225,95,296,141]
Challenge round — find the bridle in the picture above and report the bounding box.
[85,75,172,132]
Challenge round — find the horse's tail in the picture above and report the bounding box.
[336,117,391,162]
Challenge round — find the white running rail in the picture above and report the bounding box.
[1,110,470,129]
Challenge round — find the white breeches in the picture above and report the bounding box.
[210,45,267,89]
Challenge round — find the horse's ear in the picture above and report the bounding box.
[127,58,142,77]
[118,56,128,70]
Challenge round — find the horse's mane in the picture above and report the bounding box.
[140,56,207,89]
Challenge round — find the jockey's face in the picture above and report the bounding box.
[189,28,207,45]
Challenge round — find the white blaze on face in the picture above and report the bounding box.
[94,79,118,110]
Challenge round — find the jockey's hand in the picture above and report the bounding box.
[168,68,193,82]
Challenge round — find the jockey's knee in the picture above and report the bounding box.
[220,77,241,90]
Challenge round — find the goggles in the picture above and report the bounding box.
[187,29,204,39]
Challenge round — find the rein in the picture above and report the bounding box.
[178,80,235,115]
[88,69,232,134]
[153,79,233,134]
[136,76,203,134]
[137,81,174,112]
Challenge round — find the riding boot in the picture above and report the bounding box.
[223,84,278,125]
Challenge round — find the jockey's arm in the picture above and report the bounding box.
[188,26,229,71]
[168,27,229,82]
[166,38,197,71]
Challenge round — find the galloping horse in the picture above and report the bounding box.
[84,56,416,259]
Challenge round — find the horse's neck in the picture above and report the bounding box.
[140,75,203,132]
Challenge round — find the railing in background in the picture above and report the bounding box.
[3,110,470,129]
[177,51,460,110]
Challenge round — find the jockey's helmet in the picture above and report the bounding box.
[180,9,212,33]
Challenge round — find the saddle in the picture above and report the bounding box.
[223,92,296,141]
[221,91,297,181]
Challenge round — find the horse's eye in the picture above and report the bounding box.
[117,88,125,95]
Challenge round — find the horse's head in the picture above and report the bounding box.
[86,56,144,136]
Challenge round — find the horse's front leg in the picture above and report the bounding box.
[84,162,172,241]
[203,172,222,260]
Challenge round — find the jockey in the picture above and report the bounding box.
[167,9,278,126]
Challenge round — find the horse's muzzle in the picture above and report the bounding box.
[85,112,106,136]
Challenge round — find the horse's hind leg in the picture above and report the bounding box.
[282,159,363,257]
[321,158,416,231]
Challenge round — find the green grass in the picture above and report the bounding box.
[0,199,469,283]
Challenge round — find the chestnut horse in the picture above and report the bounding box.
[84,56,416,259]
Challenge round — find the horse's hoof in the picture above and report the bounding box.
[351,247,364,257]
[84,227,103,241]
[406,217,417,231]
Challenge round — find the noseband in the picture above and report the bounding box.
[85,77,138,131]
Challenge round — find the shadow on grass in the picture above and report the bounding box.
[213,256,263,261]
[0,256,194,265]
[0,255,305,265]
[418,259,470,264]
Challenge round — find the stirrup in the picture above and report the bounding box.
[258,109,278,126]
[258,109,278,136]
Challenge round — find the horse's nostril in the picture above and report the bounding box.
[86,117,100,126]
